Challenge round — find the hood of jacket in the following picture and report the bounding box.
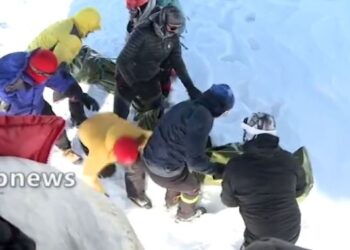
[73,8,101,38]
[194,89,230,117]
[0,52,37,92]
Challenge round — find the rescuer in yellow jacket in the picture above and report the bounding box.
[28,7,101,127]
[28,7,101,64]
[78,112,153,209]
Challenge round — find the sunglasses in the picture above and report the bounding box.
[29,64,55,78]
[166,24,182,33]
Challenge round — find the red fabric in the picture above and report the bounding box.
[162,81,172,93]
[127,0,149,9]
[113,137,139,166]
[25,49,58,85]
[0,116,65,164]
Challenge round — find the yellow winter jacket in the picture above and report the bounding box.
[78,113,152,193]
[28,8,101,64]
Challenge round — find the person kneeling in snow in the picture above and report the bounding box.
[28,7,101,126]
[221,113,306,249]
[78,112,153,209]
[142,84,234,221]
[0,49,84,164]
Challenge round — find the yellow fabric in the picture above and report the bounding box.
[73,7,101,37]
[27,7,101,64]
[180,194,200,204]
[78,113,152,193]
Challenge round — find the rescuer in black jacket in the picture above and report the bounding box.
[221,112,306,248]
[143,84,235,221]
[114,5,201,119]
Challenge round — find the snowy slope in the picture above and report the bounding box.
[0,157,143,250]
[1,0,350,249]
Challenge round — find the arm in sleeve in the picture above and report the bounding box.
[52,35,82,64]
[220,164,239,207]
[116,29,145,85]
[169,39,201,99]
[184,108,221,175]
[46,63,83,101]
[295,162,307,197]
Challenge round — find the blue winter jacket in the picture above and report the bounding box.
[0,51,75,115]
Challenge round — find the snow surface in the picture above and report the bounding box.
[0,157,143,250]
[1,0,350,249]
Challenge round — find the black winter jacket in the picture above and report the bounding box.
[117,12,200,99]
[143,92,226,178]
[221,134,306,245]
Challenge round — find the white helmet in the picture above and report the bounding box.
[241,112,277,142]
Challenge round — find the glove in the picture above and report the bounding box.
[82,93,100,111]
[4,79,30,93]
[0,101,11,112]
[212,164,225,180]
[187,85,202,100]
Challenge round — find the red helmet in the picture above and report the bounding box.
[25,49,58,85]
[113,137,139,166]
[126,0,149,9]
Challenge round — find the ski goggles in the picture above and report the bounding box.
[166,24,183,34]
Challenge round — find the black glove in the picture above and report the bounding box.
[82,93,100,111]
[187,85,202,100]
[212,164,225,180]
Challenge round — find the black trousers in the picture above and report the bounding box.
[113,72,162,119]
[41,101,71,150]
[53,91,87,126]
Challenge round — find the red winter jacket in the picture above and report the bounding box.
[0,116,65,163]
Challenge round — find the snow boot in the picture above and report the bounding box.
[175,207,207,222]
[128,195,153,209]
[62,148,83,164]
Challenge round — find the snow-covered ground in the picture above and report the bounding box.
[1,0,350,249]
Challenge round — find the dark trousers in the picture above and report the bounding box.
[113,72,162,119]
[124,160,146,198]
[53,91,87,126]
[41,101,71,150]
[146,167,201,219]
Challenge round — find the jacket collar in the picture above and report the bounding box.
[243,134,280,156]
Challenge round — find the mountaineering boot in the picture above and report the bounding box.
[62,148,83,164]
[128,194,153,209]
[175,207,207,222]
